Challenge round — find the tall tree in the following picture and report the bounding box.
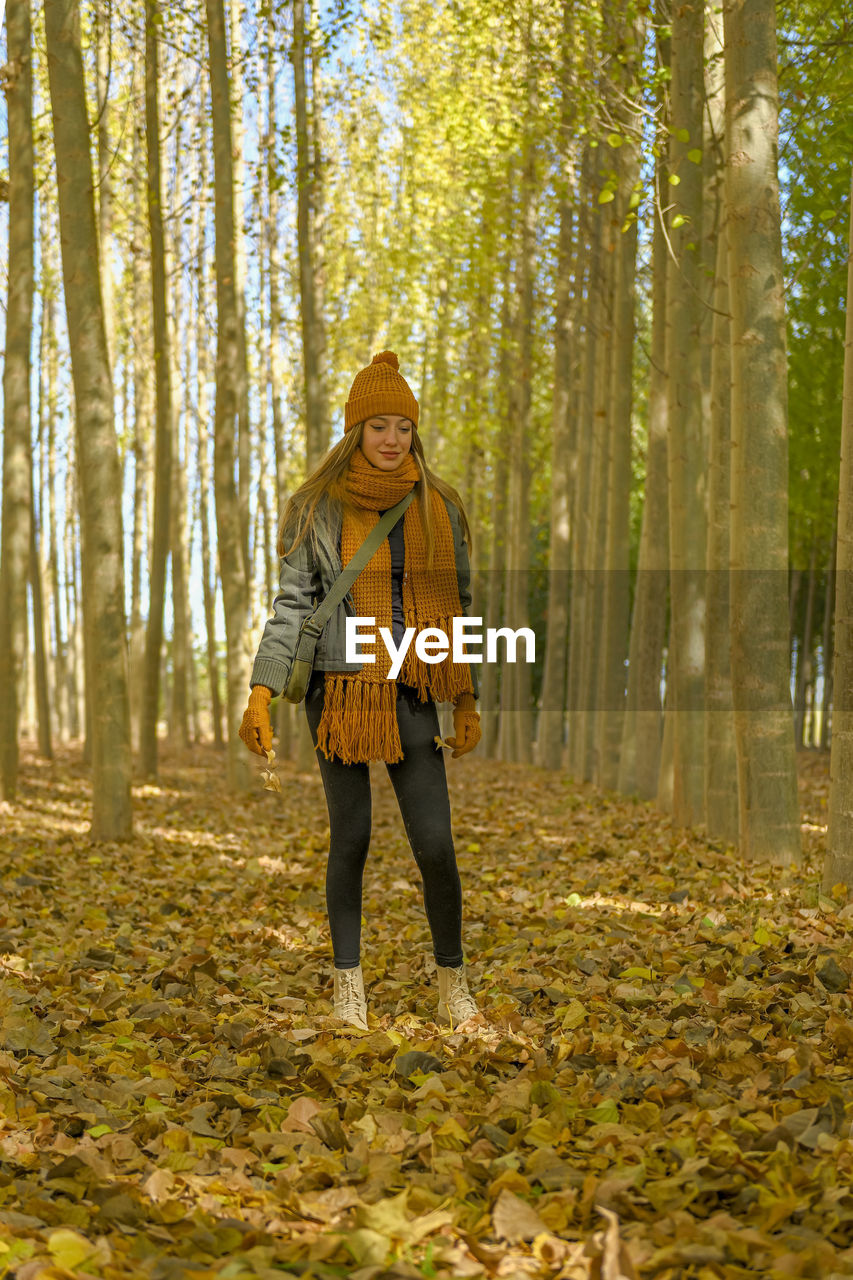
[44,0,132,839]
[140,0,174,778]
[723,0,801,864]
[567,148,603,778]
[0,0,35,800]
[703,0,739,842]
[597,11,646,791]
[293,0,328,472]
[665,0,706,826]
[94,0,114,367]
[227,0,251,576]
[618,10,670,799]
[537,0,576,770]
[206,0,253,789]
[822,171,853,890]
[504,0,536,764]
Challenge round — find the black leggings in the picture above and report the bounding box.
[304,670,464,969]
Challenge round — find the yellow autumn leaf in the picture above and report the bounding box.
[48,1229,94,1271]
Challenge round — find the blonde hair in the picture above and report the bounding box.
[278,421,472,570]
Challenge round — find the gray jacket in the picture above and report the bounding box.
[250,492,480,700]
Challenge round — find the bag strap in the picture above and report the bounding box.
[296,490,415,641]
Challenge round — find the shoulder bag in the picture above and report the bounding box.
[279,490,415,704]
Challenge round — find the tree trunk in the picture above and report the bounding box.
[820,527,836,751]
[794,538,818,748]
[34,240,55,758]
[0,0,35,798]
[228,0,251,577]
[823,171,853,887]
[724,0,801,865]
[705,214,739,844]
[265,13,288,514]
[42,223,68,740]
[567,148,598,778]
[127,50,149,756]
[665,0,706,826]
[703,0,739,844]
[597,12,645,791]
[486,185,515,759]
[504,12,536,764]
[293,0,328,472]
[94,0,114,369]
[537,0,576,770]
[206,0,253,789]
[584,189,616,784]
[168,104,191,748]
[140,0,174,778]
[29,453,52,758]
[192,82,224,750]
[535,202,573,757]
[657,657,675,811]
[308,0,329,447]
[44,0,132,839]
[619,14,670,798]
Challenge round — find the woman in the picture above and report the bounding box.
[239,351,482,1032]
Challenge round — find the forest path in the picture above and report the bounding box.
[0,742,849,1277]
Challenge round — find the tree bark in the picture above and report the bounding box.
[724,0,801,864]
[94,0,114,369]
[823,171,853,888]
[0,0,35,798]
[192,80,224,750]
[34,234,55,758]
[665,0,706,826]
[206,0,253,789]
[819,527,836,751]
[29,451,52,758]
[227,0,251,576]
[293,0,328,472]
[598,12,645,791]
[703,0,739,843]
[794,538,818,748]
[538,0,576,770]
[44,0,132,838]
[42,224,68,740]
[140,0,174,778]
[567,148,600,777]
[486,177,515,759]
[618,14,670,798]
[504,9,536,764]
[583,189,616,784]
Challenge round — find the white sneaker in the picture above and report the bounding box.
[333,964,369,1031]
[436,963,478,1028]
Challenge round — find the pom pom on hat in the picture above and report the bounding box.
[345,350,419,432]
[372,351,400,371]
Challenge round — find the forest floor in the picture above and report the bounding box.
[1,740,852,1279]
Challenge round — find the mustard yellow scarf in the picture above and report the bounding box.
[316,448,474,764]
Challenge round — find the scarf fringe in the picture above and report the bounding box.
[316,674,404,765]
[400,610,475,704]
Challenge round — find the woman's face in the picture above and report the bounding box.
[360,415,413,471]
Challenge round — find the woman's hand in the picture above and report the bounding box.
[446,691,481,758]
[239,685,274,755]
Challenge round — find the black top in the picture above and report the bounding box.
[379,509,407,648]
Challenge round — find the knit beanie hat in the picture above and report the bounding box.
[344,350,420,432]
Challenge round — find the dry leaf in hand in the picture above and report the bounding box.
[434,735,453,750]
[261,747,281,792]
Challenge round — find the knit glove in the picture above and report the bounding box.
[446,691,481,759]
[239,685,274,756]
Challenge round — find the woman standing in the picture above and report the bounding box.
[240,351,482,1032]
